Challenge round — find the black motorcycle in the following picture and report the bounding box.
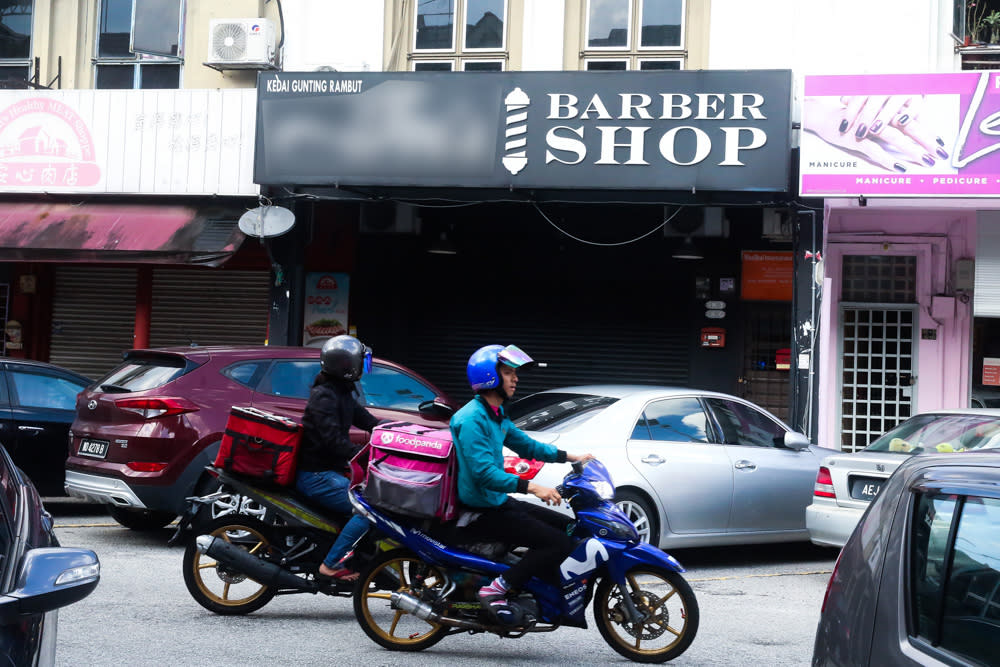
[171,466,388,615]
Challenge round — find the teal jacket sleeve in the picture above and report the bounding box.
[453,414,522,495]
[504,423,563,463]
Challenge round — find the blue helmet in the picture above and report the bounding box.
[467,344,535,392]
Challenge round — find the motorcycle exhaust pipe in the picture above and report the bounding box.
[390,590,482,631]
[195,535,312,592]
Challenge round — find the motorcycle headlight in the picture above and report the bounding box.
[592,481,614,501]
[589,516,638,542]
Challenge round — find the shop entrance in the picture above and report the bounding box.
[838,305,918,453]
[738,304,791,423]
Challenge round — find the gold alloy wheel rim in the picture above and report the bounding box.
[601,570,688,656]
[191,523,272,607]
[360,555,444,645]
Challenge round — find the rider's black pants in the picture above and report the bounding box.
[451,497,575,591]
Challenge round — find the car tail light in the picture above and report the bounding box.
[820,546,845,613]
[126,461,168,472]
[504,456,544,480]
[114,397,198,419]
[814,466,836,498]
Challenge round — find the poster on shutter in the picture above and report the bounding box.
[303,273,349,347]
[740,251,793,301]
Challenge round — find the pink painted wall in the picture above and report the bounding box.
[817,202,976,451]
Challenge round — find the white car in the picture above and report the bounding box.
[504,385,824,548]
[805,409,1000,548]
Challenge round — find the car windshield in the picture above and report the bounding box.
[864,414,1000,455]
[508,392,618,433]
[96,356,188,392]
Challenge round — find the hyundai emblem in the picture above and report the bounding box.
[87,400,97,410]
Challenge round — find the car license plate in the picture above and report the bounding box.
[78,438,109,459]
[850,477,884,502]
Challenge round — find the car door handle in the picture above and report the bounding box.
[18,425,44,433]
[641,455,665,465]
[734,460,756,471]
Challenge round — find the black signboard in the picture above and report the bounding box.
[255,70,792,192]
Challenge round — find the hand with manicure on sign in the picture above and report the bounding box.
[803,95,953,173]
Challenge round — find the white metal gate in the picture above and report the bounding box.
[838,304,918,453]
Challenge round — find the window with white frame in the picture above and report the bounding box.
[410,0,507,72]
[95,0,182,89]
[583,0,685,71]
[0,2,32,87]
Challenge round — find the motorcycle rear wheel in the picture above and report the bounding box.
[594,566,699,663]
[182,515,278,615]
[354,549,448,652]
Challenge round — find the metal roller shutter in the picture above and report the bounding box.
[50,267,137,380]
[149,268,270,348]
[404,319,689,403]
[976,217,1000,317]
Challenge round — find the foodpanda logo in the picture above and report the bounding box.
[501,87,530,175]
[380,432,395,445]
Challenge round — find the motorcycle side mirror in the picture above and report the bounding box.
[418,398,455,419]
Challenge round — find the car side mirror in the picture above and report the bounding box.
[418,398,455,419]
[782,432,812,451]
[0,548,100,623]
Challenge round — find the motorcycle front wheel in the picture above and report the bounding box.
[182,515,278,615]
[354,549,448,652]
[594,566,699,663]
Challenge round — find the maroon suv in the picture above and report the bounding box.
[65,346,457,530]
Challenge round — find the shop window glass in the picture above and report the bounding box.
[0,1,31,60]
[639,59,681,70]
[586,59,628,70]
[640,0,682,47]
[463,60,503,71]
[642,397,709,443]
[465,0,505,49]
[131,0,182,57]
[415,0,456,50]
[0,64,29,87]
[588,0,631,48]
[96,0,182,89]
[413,61,454,71]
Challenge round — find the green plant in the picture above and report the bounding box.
[969,1,989,42]
[982,9,1000,42]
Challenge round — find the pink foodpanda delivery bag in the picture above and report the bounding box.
[350,421,458,521]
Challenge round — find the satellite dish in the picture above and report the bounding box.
[238,205,296,238]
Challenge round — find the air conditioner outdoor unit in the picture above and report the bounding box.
[206,18,276,69]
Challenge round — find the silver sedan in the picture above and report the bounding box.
[806,409,1000,548]
[505,385,826,548]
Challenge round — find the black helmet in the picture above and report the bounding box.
[320,335,372,381]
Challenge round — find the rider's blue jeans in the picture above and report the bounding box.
[295,469,369,569]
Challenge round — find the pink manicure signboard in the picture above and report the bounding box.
[800,72,1000,197]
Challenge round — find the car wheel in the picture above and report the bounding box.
[107,505,177,531]
[615,489,659,546]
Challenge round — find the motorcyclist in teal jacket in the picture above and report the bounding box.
[449,344,592,624]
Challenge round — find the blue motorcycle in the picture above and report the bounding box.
[349,459,699,663]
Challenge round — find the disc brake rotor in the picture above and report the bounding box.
[611,588,669,640]
[214,563,248,585]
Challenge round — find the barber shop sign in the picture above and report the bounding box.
[255,70,792,192]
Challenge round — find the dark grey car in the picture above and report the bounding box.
[812,450,1000,666]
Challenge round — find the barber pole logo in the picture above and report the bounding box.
[502,87,530,175]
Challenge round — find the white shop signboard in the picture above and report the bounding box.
[0,88,257,195]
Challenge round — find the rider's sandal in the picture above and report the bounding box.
[317,567,359,583]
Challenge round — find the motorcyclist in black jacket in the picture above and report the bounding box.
[295,335,378,581]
